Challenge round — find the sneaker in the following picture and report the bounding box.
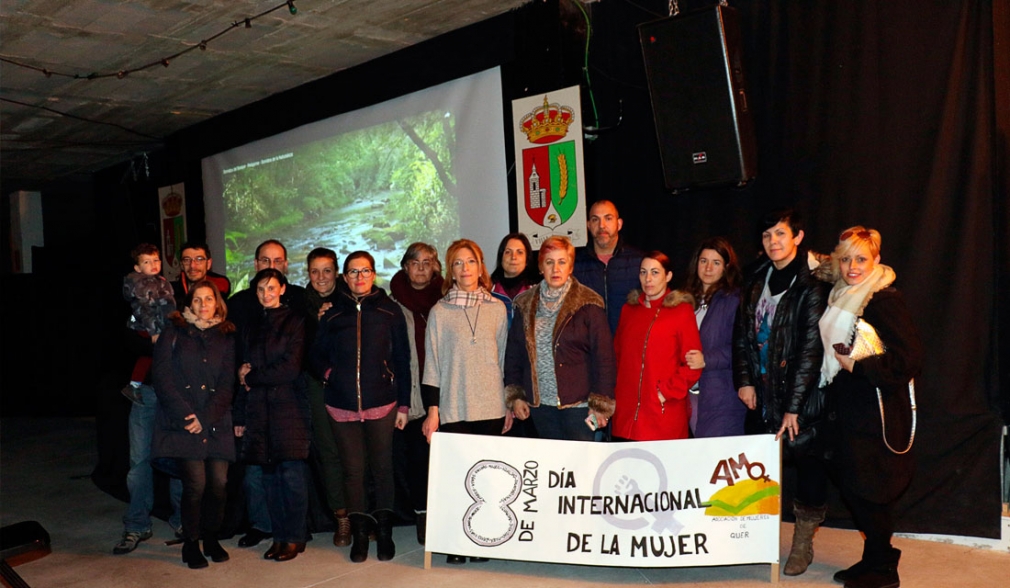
[120,384,144,406]
[113,529,153,554]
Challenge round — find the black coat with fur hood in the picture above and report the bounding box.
[504,277,616,416]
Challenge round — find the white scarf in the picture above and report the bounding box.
[818,263,895,386]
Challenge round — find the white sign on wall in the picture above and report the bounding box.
[427,433,781,569]
[512,85,588,249]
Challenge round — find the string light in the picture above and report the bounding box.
[0,1,298,81]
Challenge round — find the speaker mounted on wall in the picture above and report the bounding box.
[639,4,757,191]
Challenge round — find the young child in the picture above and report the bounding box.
[122,243,176,404]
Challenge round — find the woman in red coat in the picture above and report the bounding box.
[612,251,703,441]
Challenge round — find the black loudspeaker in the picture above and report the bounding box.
[639,5,757,191]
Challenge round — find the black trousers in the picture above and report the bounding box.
[330,410,396,515]
[841,487,895,564]
[178,458,229,541]
[440,417,506,436]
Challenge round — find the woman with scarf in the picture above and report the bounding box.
[817,227,921,588]
[420,238,509,565]
[683,237,745,437]
[388,242,444,545]
[612,251,702,441]
[152,280,235,569]
[234,268,310,562]
[504,235,616,441]
[312,251,411,563]
[489,233,539,327]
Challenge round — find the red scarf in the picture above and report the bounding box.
[389,270,444,375]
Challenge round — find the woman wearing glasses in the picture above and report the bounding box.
[388,243,444,545]
[420,239,510,564]
[311,251,411,563]
[817,227,921,588]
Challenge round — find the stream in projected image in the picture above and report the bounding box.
[228,191,415,291]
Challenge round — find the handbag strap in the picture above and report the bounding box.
[876,379,916,455]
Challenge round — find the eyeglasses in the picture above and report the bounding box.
[452,259,479,268]
[408,260,433,269]
[181,256,207,265]
[840,229,872,241]
[258,257,286,267]
[346,268,374,278]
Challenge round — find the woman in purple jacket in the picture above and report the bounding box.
[684,237,745,437]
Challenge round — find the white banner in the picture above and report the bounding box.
[158,183,186,282]
[427,434,781,568]
[512,85,588,249]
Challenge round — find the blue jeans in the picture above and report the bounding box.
[123,384,182,533]
[263,461,309,543]
[529,405,596,442]
[244,465,272,533]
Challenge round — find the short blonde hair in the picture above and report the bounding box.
[443,239,491,294]
[834,226,882,260]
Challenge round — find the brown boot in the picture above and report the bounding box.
[783,501,827,576]
[333,510,351,547]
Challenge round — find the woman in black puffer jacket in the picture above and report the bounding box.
[234,268,309,562]
[312,251,411,564]
[152,280,236,569]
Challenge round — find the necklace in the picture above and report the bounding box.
[463,303,481,344]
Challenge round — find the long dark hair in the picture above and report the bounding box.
[685,237,742,305]
[490,232,540,286]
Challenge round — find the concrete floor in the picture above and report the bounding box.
[1,417,1006,588]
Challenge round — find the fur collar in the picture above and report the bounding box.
[625,288,695,309]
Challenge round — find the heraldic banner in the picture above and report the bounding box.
[158,183,186,282]
[426,433,781,568]
[512,85,587,248]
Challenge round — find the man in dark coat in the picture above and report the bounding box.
[573,200,643,336]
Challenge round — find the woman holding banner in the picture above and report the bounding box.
[421,238,510,565]
[504,235,616,441]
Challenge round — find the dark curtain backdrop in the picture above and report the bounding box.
[580,0,1002,537]
[4,0,1000,540]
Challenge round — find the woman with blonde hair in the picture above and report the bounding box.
[421,238,510,564]
[505,235,616,441]
[818,227,921,588]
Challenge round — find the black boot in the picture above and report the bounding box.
[844,547,901,588]
[202,537,229,562]
[416,512,426,545]
[182,539,208,569]
[375,509,395,561]
[349,514,372,563]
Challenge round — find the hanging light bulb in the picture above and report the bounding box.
[287,1,297,15]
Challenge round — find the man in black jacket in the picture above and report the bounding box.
[733,208,828,577]
[573,200,642,335]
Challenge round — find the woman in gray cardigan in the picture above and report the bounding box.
[421,238,511,564]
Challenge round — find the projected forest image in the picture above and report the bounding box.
[222,111,460,290]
